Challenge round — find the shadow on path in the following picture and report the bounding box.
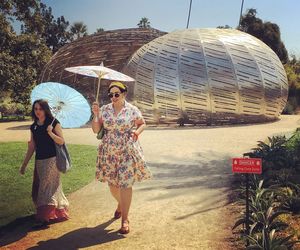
[6,124,30,130]
[27,219,124,250]
[137,153,232,197]
[0,215,36,247]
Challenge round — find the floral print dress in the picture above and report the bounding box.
[95,101,151,188]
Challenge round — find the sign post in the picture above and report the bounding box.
[232,158,262,246]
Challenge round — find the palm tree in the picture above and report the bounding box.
[70,22,88,40]
[137,17,151,28]
[96,28,104,33]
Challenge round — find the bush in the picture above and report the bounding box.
[0,101,16,114]
[283,97,298,114]
[0,99,30,119]
[280,183,300,214]
[232,178,297,249]
[244,136,288,174]
[286,131,300,171]
[283,103,295,114]
[233,131,300,248]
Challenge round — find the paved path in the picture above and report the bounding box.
[1,115,299,249]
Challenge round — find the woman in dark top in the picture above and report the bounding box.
[20,99,69,225]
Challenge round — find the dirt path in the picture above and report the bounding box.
[1,115,299,249]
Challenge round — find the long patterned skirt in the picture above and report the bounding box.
[32,156,69,222]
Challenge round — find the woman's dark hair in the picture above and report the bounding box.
[31,99,54,122]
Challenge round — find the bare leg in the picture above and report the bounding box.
[120,187,132,225]
[109,185,121,212]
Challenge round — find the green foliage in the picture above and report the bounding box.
[1,1,72,53]
[233,131,300,248]
[244,136,288,172]
[217,25,231,29]
[246,229,300,250]
[279,183,300,214]
[0,0,68,105]
[70,21,88,40]
[15,33,51,100]
[233,177,295,249]
[94,27,105,34]
[284,59,300,113]
[282,98,297,114]
[34,4,72,53]
[0,97,29,115]
[286,131,300,171]
[238,8,288,63]
[233,178,287,232]
[0,142,97,226]
[1,33,52,104]
[137,17,151,28]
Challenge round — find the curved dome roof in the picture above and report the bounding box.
[122,28,288,125]
[39,28,166,104]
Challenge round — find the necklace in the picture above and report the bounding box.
[37,118,45,126]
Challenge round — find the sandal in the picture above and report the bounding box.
[114,210,122,219]
[119,220,130,234]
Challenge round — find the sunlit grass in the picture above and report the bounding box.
[0,142,97,226]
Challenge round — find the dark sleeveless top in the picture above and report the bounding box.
[30,118,59,160]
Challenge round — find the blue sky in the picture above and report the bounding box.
[40,0,300,57]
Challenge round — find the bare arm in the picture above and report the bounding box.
[91,102,103,134]
[132,118,146,141]
[135,119,146,135]
[20,132,35,175]
[47,123,65,145]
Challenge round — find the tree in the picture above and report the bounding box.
[217,25,231,29]
[0,12,14,50]
[44,15,71,53]
[15,34,51,102]
[0,0,92,107]
[36,3,71,53]
[0,0,52,105]
[0,33,51,104]
[238,8,288,63]
[18,2,71,53]
[1,1,72,53]
[94,27,104,34]
[70,22,88,40]
[283,55,300,113]
[137,17,151,28]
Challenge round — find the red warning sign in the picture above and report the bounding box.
[232,158,262,174]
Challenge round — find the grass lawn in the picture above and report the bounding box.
[0,142,97,226]
[0,116,30,122]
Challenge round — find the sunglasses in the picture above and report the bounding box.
[108,92,121,98]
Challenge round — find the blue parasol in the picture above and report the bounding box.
[31,82,91,128]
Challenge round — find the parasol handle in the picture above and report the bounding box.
[95,77,101,103]
[51,112,59,126]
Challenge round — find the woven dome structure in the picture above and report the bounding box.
[122,28,288,125]
[39,28,166,105]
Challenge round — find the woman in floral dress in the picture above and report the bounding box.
[91,81,151,234]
